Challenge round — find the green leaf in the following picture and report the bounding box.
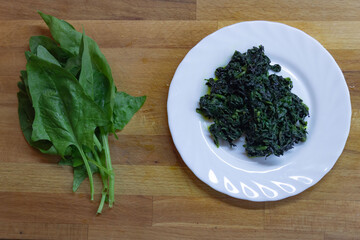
[17,81,26,93]
[64,56,81,77]
[24,56,51,143]
[93,71,111,110]
[58,147,83,167]
[39,12,116,131]
[39,146,58,155]
[36,45,61,66]
[26,55,109,156]
[17,90,36,146]
[38,12,114,84]
[18,69,58,155]
[25,51,32,61]
[29,36,73,64]
[58,157,73,166]
[19,70,30,98]
[73,162,98,192]
[78,31,115,131]
[84,38,115,126]
[113,92,146,131]
[83,35,114,96]
[38,11,116,83]
[17,90,55,153]
[38,11,81,55]
[17,12,147,213]
[72,158,84,167]
[79,31,94,98]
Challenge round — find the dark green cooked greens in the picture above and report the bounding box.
[17,12,146,213]
[197,46,309,157]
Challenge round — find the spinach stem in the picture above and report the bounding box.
[100,128,114,207]
[92,149,109,187]
[93,134,102,151]
[92,143,109,214]
[87,158,110,175]
[79,147,94,201]
[97,190,107,214]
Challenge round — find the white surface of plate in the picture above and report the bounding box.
[167,21,351,201]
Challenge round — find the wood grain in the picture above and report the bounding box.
[324,232,360,240]
[265,199,360,233]
[88,226,324,240]
[0,222,87,240]
[0,0,196,20]
[0,0,359,239]
[0,163,218,197]
[0,20,218,48]
[197,0,360,21]
[153,196,264,228]
[0,193,152,226]
[218,21,360,49]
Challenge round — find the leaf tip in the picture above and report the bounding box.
[37,11,52,26]
[37,10,45,18]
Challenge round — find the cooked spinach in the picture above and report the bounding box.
[197,46,309,157]
[17,12,146,213]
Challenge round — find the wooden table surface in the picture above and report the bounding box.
[0,1,359,239]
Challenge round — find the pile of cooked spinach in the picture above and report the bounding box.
[17,12,145,213]
[197,46,309,157]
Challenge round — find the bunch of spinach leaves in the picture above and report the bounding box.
[197,46,309,157]
[17,12,146,213]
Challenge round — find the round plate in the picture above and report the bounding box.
[167,21,351,201]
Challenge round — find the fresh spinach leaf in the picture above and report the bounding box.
[79,32,94,98]
[64,55,82,77]
[25,51,32,61]
[27,55,109,156]
[113,92,146,131]
[78,32,114,130]
[36,45,61,66]
[58,157,73,166]
[17,87,55,154]
[39,12,116,128]
[17,12,146,214]
[29,36,73,64]
[38,11,81,55]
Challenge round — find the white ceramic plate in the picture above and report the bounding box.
[167,21,351,201]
